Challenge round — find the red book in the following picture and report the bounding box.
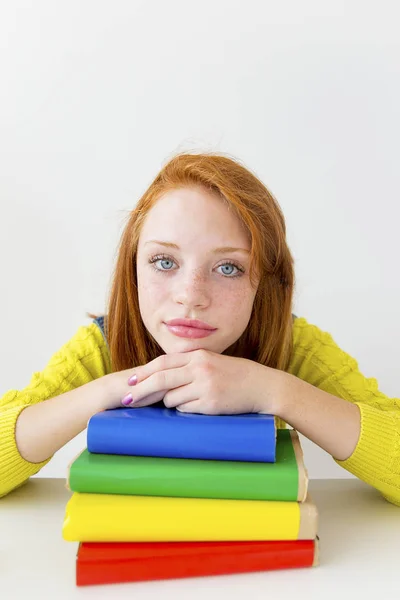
[76,539,319,586]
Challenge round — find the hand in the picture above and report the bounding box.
[117,349,283,415]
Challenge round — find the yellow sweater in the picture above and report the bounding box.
[1,317,399,505]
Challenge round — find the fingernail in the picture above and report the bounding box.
[128,374,137,386]
[121,393,133,406]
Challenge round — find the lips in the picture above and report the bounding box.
[165,318,216,331]
[164,319,217,340]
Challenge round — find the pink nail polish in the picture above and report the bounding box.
[122,393,133,406]
[128,374,137,386]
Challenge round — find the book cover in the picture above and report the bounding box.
[62,492,318,542]
[87,405,276,462]
[68,430,307,502]
[76,538,319,586]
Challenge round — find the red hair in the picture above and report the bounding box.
[92,152,295,373]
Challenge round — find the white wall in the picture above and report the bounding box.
[1,1,399,480]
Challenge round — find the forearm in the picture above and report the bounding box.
[15,377,111,464]
[271,372,361,461]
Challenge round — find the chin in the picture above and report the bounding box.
[172,341,230,355]
[175,342,208,353]
[160,339,210,354]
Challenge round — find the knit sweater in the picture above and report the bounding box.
[1,317,399,505]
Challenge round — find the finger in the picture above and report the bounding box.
[122,366,192,406]
[127,353,191,386]
[163,384,198,409]
[126,390,167,409]
[176,400,205,414]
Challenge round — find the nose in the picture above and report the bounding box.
[173,268,211,309]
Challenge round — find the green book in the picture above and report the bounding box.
[67,429,308,502]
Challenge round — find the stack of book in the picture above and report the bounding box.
[62,405,318,586]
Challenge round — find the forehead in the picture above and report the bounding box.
[139,187,250,244]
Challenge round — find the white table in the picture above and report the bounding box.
[1,478,399,599]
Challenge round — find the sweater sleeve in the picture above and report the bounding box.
[288,317,400,507]
[0,322,112,498]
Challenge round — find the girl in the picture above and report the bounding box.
[1,153,399,505]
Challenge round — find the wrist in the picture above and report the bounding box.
[86,375,116,413]
[271,371,298,421]
[253,364,292,416]
[100,369,136,410]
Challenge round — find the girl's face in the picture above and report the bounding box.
[136,186,260,355]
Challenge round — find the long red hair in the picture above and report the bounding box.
[90,152,295,373]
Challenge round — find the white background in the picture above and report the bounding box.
[1,0,399,479]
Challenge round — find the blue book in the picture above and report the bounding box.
[87,406,276,462]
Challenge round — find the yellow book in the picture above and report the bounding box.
[62,492,318,542]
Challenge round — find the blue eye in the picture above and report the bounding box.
[153,257,174,271]
[148,254,244,278]
[220,263,238,276]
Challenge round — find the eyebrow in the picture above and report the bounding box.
[144,240,250,254]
